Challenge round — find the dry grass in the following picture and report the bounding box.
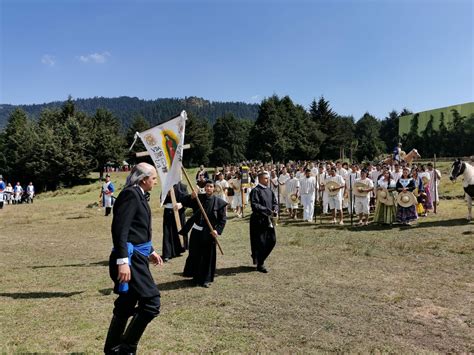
[0,170,472,353]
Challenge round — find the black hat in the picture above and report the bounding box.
[205,179,215,185]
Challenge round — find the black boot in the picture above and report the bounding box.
[105,207,112,216]
[104,315,129,354]
[120,313,153,354]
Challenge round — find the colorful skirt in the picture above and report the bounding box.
[396,205,418,223]
[422,185,433,210]
[373,201,397,225]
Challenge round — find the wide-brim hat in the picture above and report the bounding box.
[289,193,299,203]
[397,191,417,208]
[377,188,395,206]
[354,182,369,197]
[325,181,341,196]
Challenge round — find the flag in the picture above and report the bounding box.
[137,111,187,205]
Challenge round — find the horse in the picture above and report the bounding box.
[381,149,421,165]
[449,159,474,221]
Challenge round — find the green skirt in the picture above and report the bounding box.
[373,201,397,225]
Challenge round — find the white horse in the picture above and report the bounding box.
[449,159,474,220]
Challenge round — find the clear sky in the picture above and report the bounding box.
[1,0,472,119]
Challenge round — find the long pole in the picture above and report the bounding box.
[277,165,281,222]
[433,154,438,214]
[349,175,353,226]
[181,166,224,255]
[169,187,184,248]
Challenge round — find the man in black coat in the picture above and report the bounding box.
[250,171,278,273]
[104,163,163,354]
[161,182,188,262]
[180,179,227,287]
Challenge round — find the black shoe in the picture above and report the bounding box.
[163,257,170,263]
[257,265,268,273]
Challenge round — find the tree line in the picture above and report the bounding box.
[1,95,472,192]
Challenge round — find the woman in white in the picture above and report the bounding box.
[230,172,243,217]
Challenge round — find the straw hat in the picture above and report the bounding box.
[397,191,417,208]
[289,193,299,203]
[325,181,341,196]
[354,181,370,197]
[377,188,395,206]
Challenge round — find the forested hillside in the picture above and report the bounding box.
[0,96,259,129]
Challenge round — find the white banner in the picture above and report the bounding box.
[138,111,187,205]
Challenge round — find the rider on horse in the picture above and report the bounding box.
[393,143,402,163]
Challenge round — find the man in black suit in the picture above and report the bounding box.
[104,163,163,354]
[249,171,278,273]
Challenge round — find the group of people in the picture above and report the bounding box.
[0,176,35,208]
[194,158,441,227]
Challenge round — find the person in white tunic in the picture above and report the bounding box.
[285,171,300,219]
[326,167,346,225]
[336,161,349,208]
[300,169,318,222]
[229,172,243,217]
[26,182,35,203]
[278,167,290,212]
[214,172,229,202]
[318,166,329,214]
[427,162,441,205]
[354,169,374,225]
[346,164,360,214]
[100,174,115,216]
[13,182,23,204]
[4,183,13,204]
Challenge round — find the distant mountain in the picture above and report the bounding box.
[0,96,260,129]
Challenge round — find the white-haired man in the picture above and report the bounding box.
[104,163,163,354]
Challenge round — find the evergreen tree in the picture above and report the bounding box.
[447,109,466,156]
[211,113,249,164]
[90,108,126,177]
[184,112,212,167]
[354,113,385,162]
[126,115,151,165]
[380,110,400,151]
[310,96,340,159]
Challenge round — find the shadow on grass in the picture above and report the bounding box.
[411,218,471,229]
[32,260,108,269]
[162,266,256,291]
[65,215,92,220]
[215,265,256,276]
[0,291,84,299]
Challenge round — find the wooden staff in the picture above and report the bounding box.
[181,166,224,255]
[434,154,438,214]
[169,187,184,248]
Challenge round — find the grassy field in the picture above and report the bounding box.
[0,165,472,353]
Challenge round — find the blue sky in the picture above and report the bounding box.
[1,0,472,119]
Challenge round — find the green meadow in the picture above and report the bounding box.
[0,165,472,353]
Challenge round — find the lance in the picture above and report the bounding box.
[277,164,281,222]
[349,175,353,226]
[181,166,224,255]
[434,154,438,214]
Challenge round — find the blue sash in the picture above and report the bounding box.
[114,241,153,293]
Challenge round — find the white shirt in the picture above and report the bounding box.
[300,176,318,194]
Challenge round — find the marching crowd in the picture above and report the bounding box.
[0,175,35,208]
[206,158,441,227]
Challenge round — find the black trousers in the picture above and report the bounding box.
[113,289,161,320]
